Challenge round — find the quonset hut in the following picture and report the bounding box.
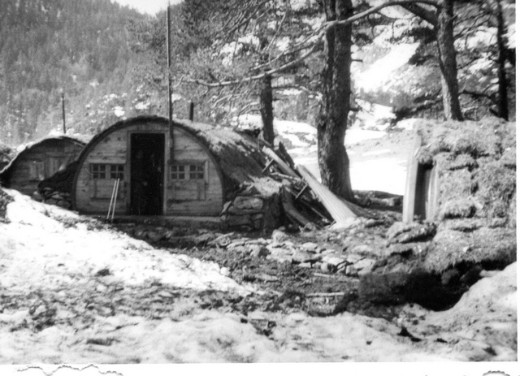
[0,136,85,196]
[71,116,282,229]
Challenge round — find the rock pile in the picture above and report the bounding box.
[221,186,282,232]
[34,189,72,209]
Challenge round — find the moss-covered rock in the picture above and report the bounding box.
[425,227,516,272]
[448,153,478,171]
[439,199,476,219]
[386,221,437,244]
[475,161,516,219]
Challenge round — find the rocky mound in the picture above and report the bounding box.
[359,118,516,310]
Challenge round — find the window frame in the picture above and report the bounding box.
[170,161,206,182]
[90,163,125,180]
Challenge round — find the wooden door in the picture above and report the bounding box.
[130,133,165,215]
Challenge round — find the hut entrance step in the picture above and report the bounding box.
[130,133,165,216]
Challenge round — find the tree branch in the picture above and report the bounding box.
[187,43,320,88]
[399,2,438,25]
[326,0,439,29]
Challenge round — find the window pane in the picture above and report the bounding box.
[91,164,106,179]
[189,164,204,180]
[171,164,185,180]
[110,164,124,179]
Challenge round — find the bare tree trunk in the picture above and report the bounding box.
[258,34,275,145]
[494,0,508,120]
[316,0,355,201]
[435,0,463,120]
[260,73,275,145]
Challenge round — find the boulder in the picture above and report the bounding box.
[147,231,164,242]
[232,196,264,211]
[272,229,290,244]
[353,258,376,275]
[386,222,437,244]
[250,245,269,258]
[300,242,319,253]
[359,259,462,310]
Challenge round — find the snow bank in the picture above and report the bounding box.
[400,263,517,361]
[0,190,249,294]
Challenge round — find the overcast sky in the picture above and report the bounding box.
[112,0,182,15]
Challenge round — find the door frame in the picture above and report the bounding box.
[128,131,167,215]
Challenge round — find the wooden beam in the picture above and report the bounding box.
[261,158,275,173]
[262,147,299,178]
[296,165,357,226]
[281,188,311,227]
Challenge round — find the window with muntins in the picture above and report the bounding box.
[171,162,205,181]
[91,164,106,179]
[110,164,124,179]
[90,164,124,180]
[189,164,204,180]
[171,164,186,180]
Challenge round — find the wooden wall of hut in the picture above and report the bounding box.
[73,119,224,216]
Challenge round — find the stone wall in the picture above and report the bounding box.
[416,118,516,272]
[220,184,282,232]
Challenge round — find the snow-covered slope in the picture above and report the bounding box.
[0,189,515,363]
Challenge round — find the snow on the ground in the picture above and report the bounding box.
[401,263,518,361]
[0,190,247,293]
[240,114,408,195]
[0,189,516,362]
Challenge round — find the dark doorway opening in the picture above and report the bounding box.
[413,164,432,219]
[413,164,437,221]
[130,133,165,215]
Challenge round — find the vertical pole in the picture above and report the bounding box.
[166,1,173,161]
[189,101,194,121]
[61,91,66,134]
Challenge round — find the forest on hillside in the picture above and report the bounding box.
[0,0,516,148]
[0,0,148,144]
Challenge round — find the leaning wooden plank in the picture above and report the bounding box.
[281,188,311,227]
[262,146,299,178]
[276,142,296,169]
[296,165,357,226]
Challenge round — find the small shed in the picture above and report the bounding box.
[0,136,86,196]
[71,116,282,228]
